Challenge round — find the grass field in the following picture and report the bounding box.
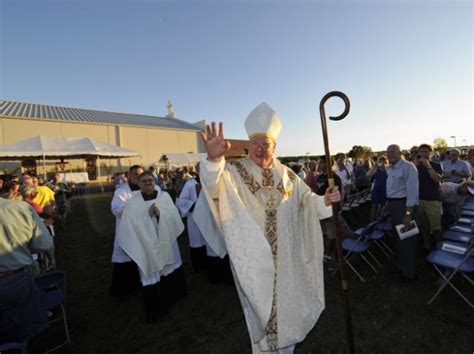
[45,193,472,353]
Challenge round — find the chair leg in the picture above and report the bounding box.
[374,241,391,259]
[360,254,378,273]
[445,281,474,308]
[45,304,71,353]
[379,239,395,255]
[367,250,382,267]
[345,259,366,282]
[462,273,474,286]
[61,304,71,345]
[428,265,473,308]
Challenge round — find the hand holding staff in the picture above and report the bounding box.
[319,91,355,354]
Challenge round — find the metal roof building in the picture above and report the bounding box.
[0,100,201,131]
[0,99,206,179]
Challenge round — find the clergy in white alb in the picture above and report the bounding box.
[117,172,186,322]
[175,170,207,272]
[199,102,341,353]
[109,165,144,297]
[118,175,184,286]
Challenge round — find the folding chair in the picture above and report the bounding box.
[426,242,474,307]
[39,289,71,353]
[456,216,474,226]
[461,209,474,217]
[442,230,473,244]
[35,270,66,296]
[449,224,473,234]
[333,221,381,282]
[461,202,474,211]
[0,342,27,353]
[353,220,387,263]
[342,192,367,225]
[369,215,395,256]
[341,193,356,212]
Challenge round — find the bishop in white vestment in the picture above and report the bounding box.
[198,103,340,353]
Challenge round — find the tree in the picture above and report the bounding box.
[433,137,448,152]
[347,145,373,159]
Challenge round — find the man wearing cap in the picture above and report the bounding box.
[197,102,340,353]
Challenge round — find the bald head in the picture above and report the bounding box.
[386,144,402,164]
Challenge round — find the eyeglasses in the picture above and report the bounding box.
[250,141,273,150]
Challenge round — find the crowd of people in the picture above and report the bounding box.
[0,173,69,345]
[295,144,474,283]
[1,105,473,351]
[112,165,198,201]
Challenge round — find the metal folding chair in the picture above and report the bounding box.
[333,221,381,282]
[0,342,27,354]
[35,270,67,306]
[442,230,473,244]
[39,289,71,353]
[426,242,474,307]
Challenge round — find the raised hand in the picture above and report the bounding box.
[200,122,231,162]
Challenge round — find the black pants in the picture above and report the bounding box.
[387,200,417,278]
[110,261,141,298]
[207,255,233,285]
[190,246,207,273]
[161,265,187,306]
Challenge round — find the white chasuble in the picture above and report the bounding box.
[118,190,184,280]
[200,157,329,352]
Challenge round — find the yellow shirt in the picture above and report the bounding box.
[33,185,56,208]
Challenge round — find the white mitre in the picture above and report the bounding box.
[245,102,282,142]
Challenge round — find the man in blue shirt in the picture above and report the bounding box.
[442,148,472,183]
[386,144,419,282]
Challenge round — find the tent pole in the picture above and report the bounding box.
[42,154,46,181]
[97,155,102,191]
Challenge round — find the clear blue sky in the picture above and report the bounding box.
[1,0,472,156]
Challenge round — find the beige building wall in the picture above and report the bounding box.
[2,118,62,143]
[0,119,3,145]
[0,117,202,179]
[60,122,110,142]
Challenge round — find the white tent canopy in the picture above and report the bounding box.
[0,136,139,159]
[0,136,139,180]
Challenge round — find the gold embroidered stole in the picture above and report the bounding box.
[230,160,290,350]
